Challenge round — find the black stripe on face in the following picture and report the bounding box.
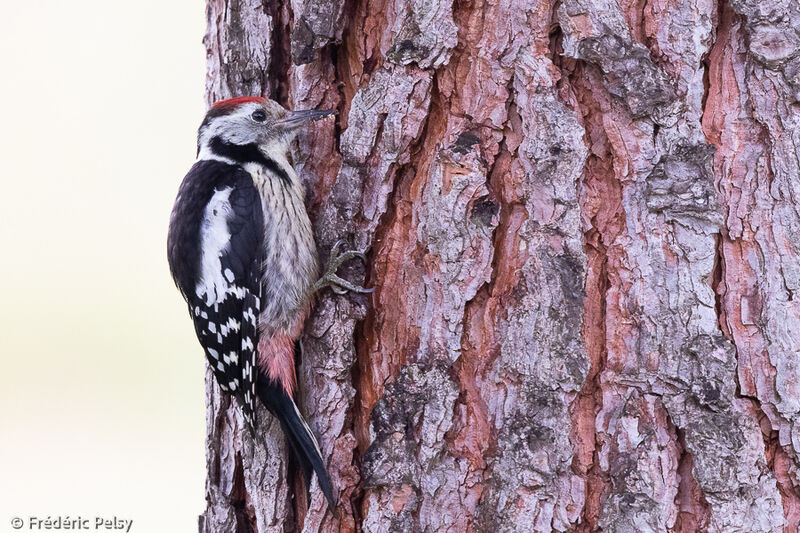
[210,136,291,185]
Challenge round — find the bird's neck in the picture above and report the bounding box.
[197,136,299,189]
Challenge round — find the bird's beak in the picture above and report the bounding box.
[275,109,335,130]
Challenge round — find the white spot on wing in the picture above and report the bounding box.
[220,317,241,337]
[242,337,254,351]
[195,187,233,305]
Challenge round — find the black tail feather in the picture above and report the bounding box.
[256,374,336,509]
[281,423,315,499]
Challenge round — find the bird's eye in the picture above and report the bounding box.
[251,110,267,122]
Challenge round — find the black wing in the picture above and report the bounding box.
[168,160,264,431]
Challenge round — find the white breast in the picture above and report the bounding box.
[246,160,318,334]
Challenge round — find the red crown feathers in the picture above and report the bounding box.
[211,96,266,110]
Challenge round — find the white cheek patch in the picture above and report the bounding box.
[196,187,234,305]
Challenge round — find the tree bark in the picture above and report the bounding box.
[198,0,800,531]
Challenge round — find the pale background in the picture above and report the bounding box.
[0,1,208,531]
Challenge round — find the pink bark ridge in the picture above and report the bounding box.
[199,0,800,531]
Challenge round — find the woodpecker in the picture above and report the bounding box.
[167,96,368,509]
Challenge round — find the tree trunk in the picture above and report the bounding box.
[198,0,800,531]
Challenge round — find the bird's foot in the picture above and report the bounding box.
[313,240,373,295]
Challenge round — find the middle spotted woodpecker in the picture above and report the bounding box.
[167,96,369,509]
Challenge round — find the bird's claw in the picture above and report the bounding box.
[313,240,374,295]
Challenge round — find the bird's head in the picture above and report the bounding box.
[197,96,334,157]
